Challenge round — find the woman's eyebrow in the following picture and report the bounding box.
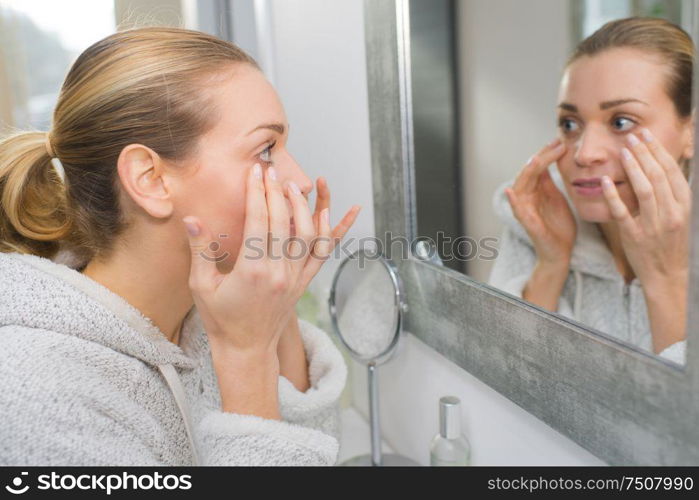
[558,102,578,112]
[558,99,649,112]
[246,123,287,136]
[599,98,649,109]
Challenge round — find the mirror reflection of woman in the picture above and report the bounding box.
[489,18,693,363]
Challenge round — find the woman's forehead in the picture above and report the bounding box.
[558,48,671,107]
[211,66,287,135]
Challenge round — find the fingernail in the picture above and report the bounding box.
[627,133,640,146]
[601,176,613,188]
[268,166,277,181]
[289,181,301,195]
[253,163,262,179]
[621,147,632,161]
[641,128,653,143]
[548,137,561,147]
[526,155,535,166]
[323,208,329,224]
[183,218,200,236]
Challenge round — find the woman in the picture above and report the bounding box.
[489,17,692,364]
[0,27,361,465]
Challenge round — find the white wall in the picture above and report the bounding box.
[257,0,376,297]
[458,0,572,283]
[262,0,604,465]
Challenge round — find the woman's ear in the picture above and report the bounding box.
[682,110,695,159]
[116,144,174,219]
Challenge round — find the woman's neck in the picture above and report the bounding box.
[80,234,194,345]
[597,221,636,284]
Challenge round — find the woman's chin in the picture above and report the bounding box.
[574,201,615,224]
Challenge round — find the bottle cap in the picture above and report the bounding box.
[439,396,461,439]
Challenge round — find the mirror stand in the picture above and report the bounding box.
[341,364,417,466]
[328,248,420,466]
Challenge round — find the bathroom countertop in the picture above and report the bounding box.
[338,406,394,464]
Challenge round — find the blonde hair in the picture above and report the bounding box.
[567,17,694,177]
[0,27,258,261]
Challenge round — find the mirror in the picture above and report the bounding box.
[409,0,694,364]
[328,248,418,466]
[331,251,400,361]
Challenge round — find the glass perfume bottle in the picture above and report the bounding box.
[430,396,471,466]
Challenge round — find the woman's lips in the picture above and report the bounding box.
[572,177,624,197]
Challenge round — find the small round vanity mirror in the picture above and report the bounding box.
[328,248,419,466]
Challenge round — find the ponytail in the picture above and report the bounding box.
[0,130,71,258]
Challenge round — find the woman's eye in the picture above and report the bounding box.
[558,117,579,134]
[259,141,275,164]
[612,116,635,132]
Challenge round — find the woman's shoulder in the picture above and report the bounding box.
[1,324,76,359]
[2,325,88,375]
[0,326,109,419]
[0,324,143,388]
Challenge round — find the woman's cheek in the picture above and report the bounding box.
[555,155,575,184]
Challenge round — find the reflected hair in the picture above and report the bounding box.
[0,27,259,261]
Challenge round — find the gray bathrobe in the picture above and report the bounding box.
[488,171,686,364]
[0,249,347,466]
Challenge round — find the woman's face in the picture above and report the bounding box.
[174,64,313,273]
[556,47,693,223]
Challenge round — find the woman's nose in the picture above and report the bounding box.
[574,128,610,167]
[281,158,313,197]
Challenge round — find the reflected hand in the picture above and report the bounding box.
[601,129,691,293]
[600,128,691,353]
[505,138,575,265]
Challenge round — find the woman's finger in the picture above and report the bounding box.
[239,163,269,264]
[264,166,289,266]
[627,132,676,217]
[328,205,361,253]
[539,167,559,195]
[514,139,566,194]
[620,146,659,227]
[505,187,539,231]
[300,207,333,289]
[182,216,223,294]
[601,175,637,236]
[285,180,316,272]
[312,177,330,235]
[511,139,558,193]
[314,177,330,214]
[504,187,522,219]
[639,127,692,207]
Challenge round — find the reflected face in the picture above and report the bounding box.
[556,47,692,222]
[173,64,313,273]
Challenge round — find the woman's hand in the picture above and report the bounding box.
[505,138,576,266]
[183,164,338,354]
[311,176,362,253]
[277,175,361,392]
[600,128,691,353]
[181,164,359,417]
[601,129,691,287]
